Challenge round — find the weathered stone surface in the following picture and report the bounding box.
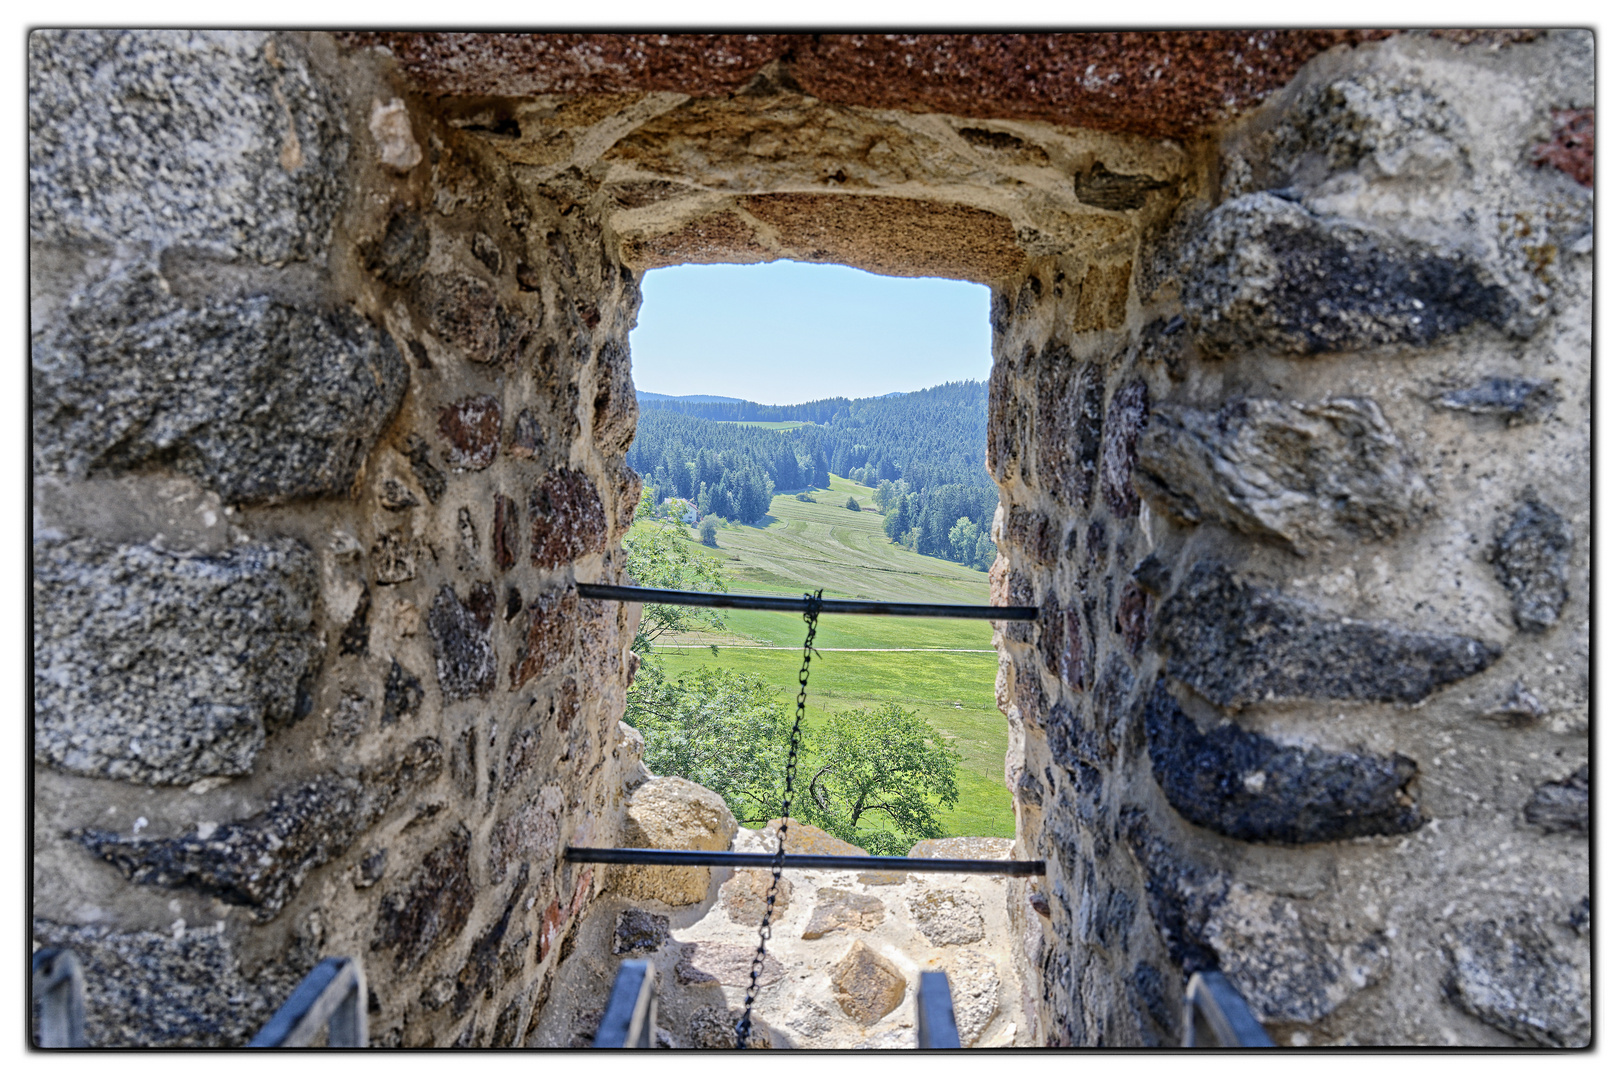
[947,950,1002,1045]
[1445,916,1590,1047]
[1033,344,1105,506]
[452,867,531,1017]
[381,660,424,726]
[372,825,477,974]
[416,271,520,365]
[688,1004,772,1049]
[403,433,446,503]
[1491,497,1572,632]
[339,31,1386,139]
[1135,397,1431,552]
[720,867,793,925]
[1101,379,1149,519]
[438,395,502,471]
[528,468,608,569]
[1201,882,1390,1024]
[829,941,905,1025]
[756,818,868,856]
[801,887,885,940]
[1183,194,1511,357]
[29,30,345,261]
[614,777,737,906]
[493,494,520,571]
[1482,680,1546,724]
[591,340,638,455]
[1524,765,1588,834]
[1152,560,1499,709]
[428,582,497,701]
[337,585,371,656]
[1143,679,1425,844]
[33,536,319,785]
[31,918,303,1047]
[907,886,985,945]
[489,786,564,884]
[676,940,784,988]
[1075,163,1170,211]
[908,837,1014,861]
[371,530,418,585]
[612,909,670,955]
[78,738,442,919]
[363,208,429,287]
[1432,377,1557,426]
[32,268,408,502]
[1532,107,1594,188]
[510,588,580,690]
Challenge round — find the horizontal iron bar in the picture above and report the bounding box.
[565,846,1046,876]
[577,583,1039,621]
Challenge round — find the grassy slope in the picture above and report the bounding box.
[641,475,1013,838]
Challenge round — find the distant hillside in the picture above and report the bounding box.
[628,381,997,568]
[636,392,747,404]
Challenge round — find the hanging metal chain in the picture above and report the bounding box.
[735,588,822,1050]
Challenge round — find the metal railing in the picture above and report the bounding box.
[1182,971,1274,1047]
[577,583,1039,622]
[248,957,369,1048]
[32,948,87,1048]
[564,846,1045,876]
[594,959,658,1048]
[916,971,961,1048]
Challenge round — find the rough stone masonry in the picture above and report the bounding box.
[32,30,1589,1046]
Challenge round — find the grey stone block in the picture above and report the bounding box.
[1525,764,1588,835]
[33,536,321,786]
[77,738,443,919]
[1143,679,1425,844]
[29,30,346,263]
[32,266,408,503]
[1433,377,1557,426]
[1135,396,1431,553]
[1491,496,1572,632]
[1152,560,1498,709]
[1183,193,1511,357]
[1446,916,1590,1047]
[31,918,305,1047]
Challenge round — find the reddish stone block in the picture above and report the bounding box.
[438,394,502,471]
[371,825,475,974]
[1532,108,1594,188]
[528,468,608,570]
[493,493,520,571]
[1007,506,1059,565]
[510,588,581,690]
[1116,581,1150,657]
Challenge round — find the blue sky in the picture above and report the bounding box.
[628,261,992,404]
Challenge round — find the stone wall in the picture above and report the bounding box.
[991,32,1592,1047]
[32,29,1590,1047]
[32,30,646,1047]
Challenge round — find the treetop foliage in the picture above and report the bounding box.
[630,380,997,568]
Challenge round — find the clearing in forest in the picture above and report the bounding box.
[644,474,1013,838]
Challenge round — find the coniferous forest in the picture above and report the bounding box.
[628,380,999,569]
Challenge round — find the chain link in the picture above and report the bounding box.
[735,589,821,1050]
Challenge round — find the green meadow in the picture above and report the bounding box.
[639,474,1014,839]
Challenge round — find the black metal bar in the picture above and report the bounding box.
[577,583,1039,621]
[594,959,658,1049]
[1182,971,1274,1048]
[565,847,1045,876]
[32,948,86,1049]
[249,957,369,1048]
[917,971,962,1049]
